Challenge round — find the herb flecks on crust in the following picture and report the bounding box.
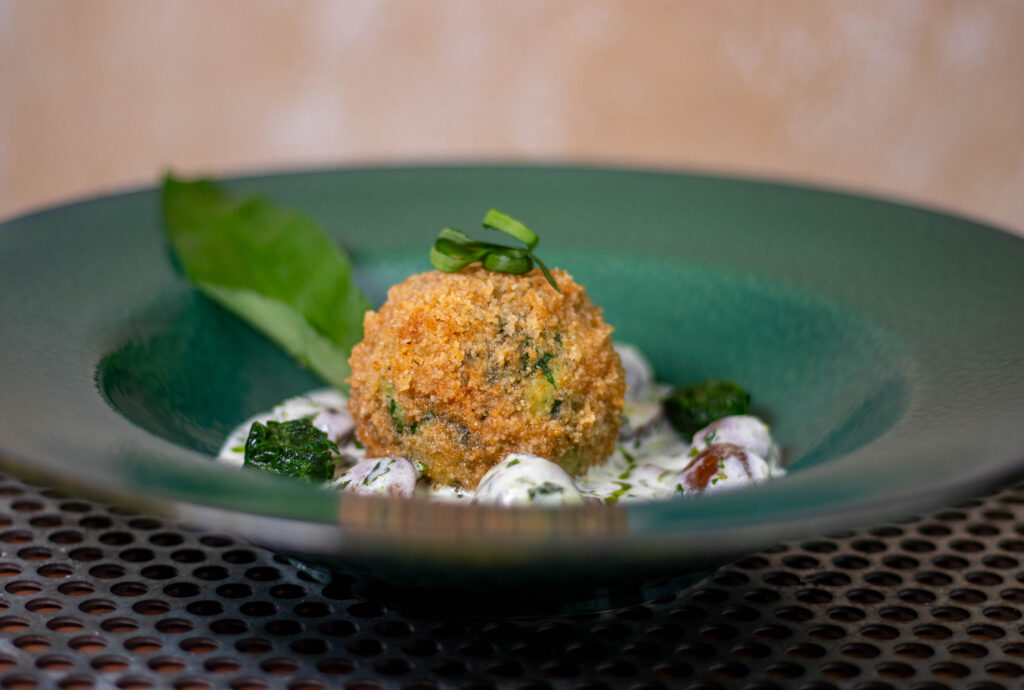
[347,267,625,488]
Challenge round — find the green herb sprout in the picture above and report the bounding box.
[430,209,560,292]
[243,416,337,482]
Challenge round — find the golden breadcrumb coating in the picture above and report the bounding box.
[347,266,625,488]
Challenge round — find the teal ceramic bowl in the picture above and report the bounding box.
[2,166,1023,613]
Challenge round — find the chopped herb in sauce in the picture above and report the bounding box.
[527,482,565,501]
[604,481,633,504]
[220,353,781,503]
[363,460,389,485]
[616,446,638,481]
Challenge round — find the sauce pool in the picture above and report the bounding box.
[217,344,784,505]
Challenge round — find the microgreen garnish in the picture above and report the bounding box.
[429,209,561,292]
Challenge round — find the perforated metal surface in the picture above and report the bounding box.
[2,472,1024,690]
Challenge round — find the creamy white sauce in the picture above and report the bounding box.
[217,344,785,505]
[333,457,418,497]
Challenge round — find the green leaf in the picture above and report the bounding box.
[529,253,562,293]
[430,245,470,273]
[483,209,539,250]
[162,175,370,390]
[482,247,532,273]
[433,237,489,261]
[430,229,491,273]
[199,284,353,389]
[437,227,476,244]
[428,209,560,292]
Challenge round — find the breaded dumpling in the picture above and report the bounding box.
[347,266,625,489]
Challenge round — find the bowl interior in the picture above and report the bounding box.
[97,250,910,473]
[3,165,1024,565]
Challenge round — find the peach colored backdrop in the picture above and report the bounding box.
[2,1,1023,235]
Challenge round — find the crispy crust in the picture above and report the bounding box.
[347,267,625,488]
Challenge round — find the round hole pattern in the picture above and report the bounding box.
[1,478,1024,687]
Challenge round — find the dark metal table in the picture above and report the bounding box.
[2,470,1023,689]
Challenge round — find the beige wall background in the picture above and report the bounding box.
[2,0,1023,236]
